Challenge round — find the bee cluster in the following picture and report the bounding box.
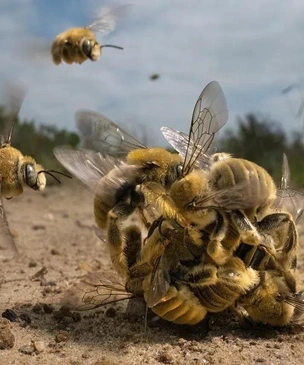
[56,81,304,328]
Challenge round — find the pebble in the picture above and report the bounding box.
[2,309,18,322]
[0,318,15,349]
[55,330,69,343]
[19,344,34,355]
[33,340,46,353]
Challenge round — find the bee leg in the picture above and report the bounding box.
[230,304,256,329]
[256,213,298,292]
[139,182,187,227]
[256,213,298,270]
[229,210,260,244]
[206,212,230,265]
[107,203,141,278]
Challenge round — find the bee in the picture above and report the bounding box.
[51,5,128,65]
[0,81,71,261]
[233,153,302,287]
[159,82,280,267]
[54,110,185,278]
[233,269,304,327]
[124,217,260,325]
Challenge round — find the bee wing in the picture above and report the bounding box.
[181,81,229,176]
[53,146,117,190]
[161,127,211,170]
[76,110,147,157]
[280,153,290,190]
[284,293,304,324]
[194,174,270,211]
[86,4,131,35]
[274,154,304,223]
[0,189,19,261]
[61,271,133,311]
[146,256,170,308]
[274,189,304,224]
[0,81,27,146]
[53,146,143,204]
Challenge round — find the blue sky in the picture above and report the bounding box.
[1,0,304,146]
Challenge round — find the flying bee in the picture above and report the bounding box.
[51,4,128,65]
[54,110,185,278]
[0,81,71,261]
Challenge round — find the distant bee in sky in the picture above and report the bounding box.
[51,4,129,65]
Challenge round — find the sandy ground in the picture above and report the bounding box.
[1,181,304,365]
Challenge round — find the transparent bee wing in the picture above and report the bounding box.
[274,154,304,223]
[181,81,229,176]
[161,127,211,170]
[53,146,116,190]
[61,271,133,311]
[284,293,304,324]
[86,4,131,35]
[53,146,141,195]
[0,184,19,261]
[281,153,290,190]
[0,81,27,146]
[194,174,271,212]
[146,256,170,308]
[76,110,147,156]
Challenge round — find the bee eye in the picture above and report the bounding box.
[82,39,92,57]
[25,164,38,189]
[176,164,183,177]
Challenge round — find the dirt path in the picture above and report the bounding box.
[1,182,304,365]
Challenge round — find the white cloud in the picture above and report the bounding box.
[1,0,304,147]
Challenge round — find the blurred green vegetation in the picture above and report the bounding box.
[219,114,304,188]
[0,107,303,188]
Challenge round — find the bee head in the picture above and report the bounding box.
[19,157,71,191]
[24,163,46,191]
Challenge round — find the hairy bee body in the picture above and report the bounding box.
[93,148,183,278]
[238,270,303,326]
[51,28,101,65]
[0,145,46,198]
[127,218,260,325]
[170,157,278,265]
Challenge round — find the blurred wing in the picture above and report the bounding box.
[61,271,133,311]
[161,126,211,169]
[87,4,131,35]
[281,153,290,190]
[0,81,27,146]
[53,146,142,199]
[146,256,170,308]
[274,153,304,223]
[53,146,119,191]
[76,110,147,156]
[182,81,229,175]
[274,189,304,224]
[0,188,19,261]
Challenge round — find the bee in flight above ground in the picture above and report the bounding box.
[51,4,129,65]
[0,81,71,261]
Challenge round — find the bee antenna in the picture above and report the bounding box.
[38,170,72,184]
[100,44,124,50]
